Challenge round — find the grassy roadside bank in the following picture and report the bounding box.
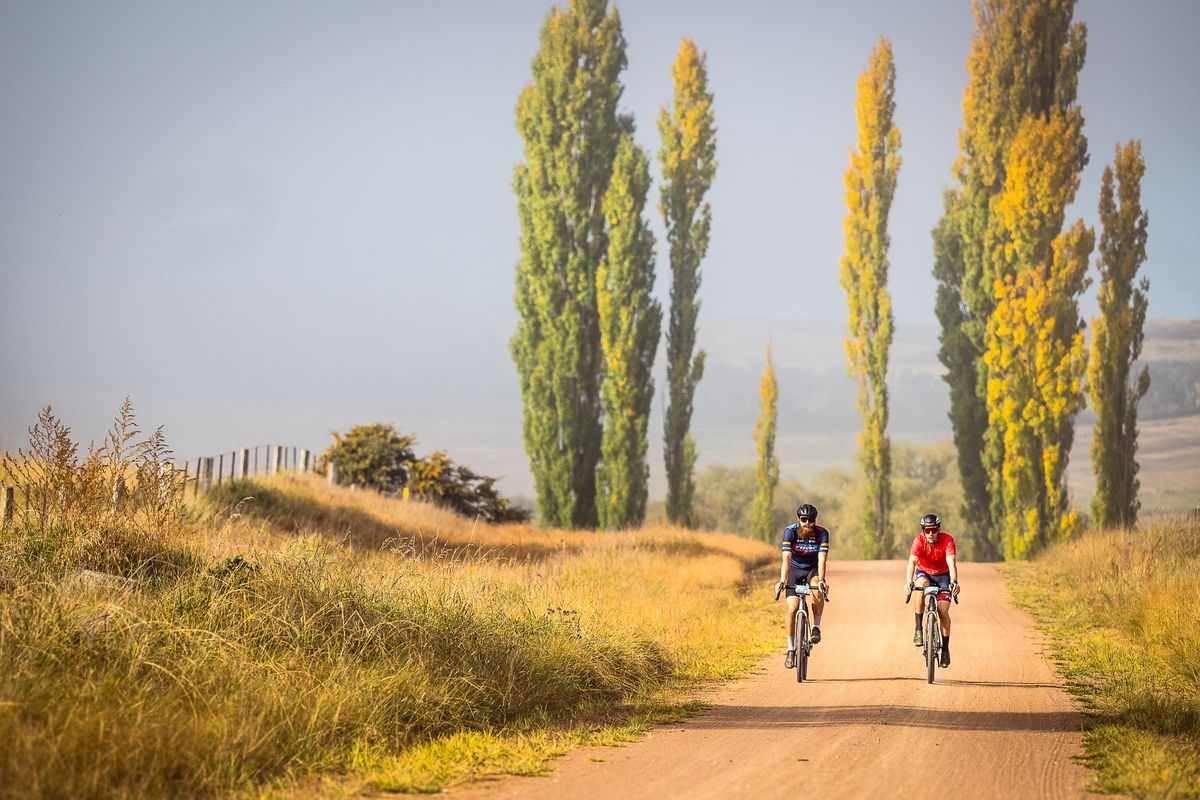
[0,473,777,799]
[1005,515,1200,798]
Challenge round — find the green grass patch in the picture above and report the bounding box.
[1006,514,1200,798]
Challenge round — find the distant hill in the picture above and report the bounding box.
[690,316,1200,512]
[421,315,1199,510]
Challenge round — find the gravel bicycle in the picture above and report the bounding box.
[775,580,830,683]
[906,582,959,684]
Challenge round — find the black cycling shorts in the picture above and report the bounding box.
[785,566,821,597]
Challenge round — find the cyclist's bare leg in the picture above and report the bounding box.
[810,592,824,620]
[912,577,931,637]
[937,598,952,637]
[786,595,801,640]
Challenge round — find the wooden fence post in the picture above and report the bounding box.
[194,457,201,498]
[237,448,249,479]
[111,475,127,513]
[2,486,13,529]
[326,463,337,485]
[299,449,310,473]
[217,454,224,486]
[201,457,214,492]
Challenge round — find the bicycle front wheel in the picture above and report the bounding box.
[925,606,939,684]
[795,612,807,683]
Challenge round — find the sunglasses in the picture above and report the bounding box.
[798,516,814,524]
[922,526,939,532]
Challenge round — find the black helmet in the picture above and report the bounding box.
[920,513,941,529]
[796,503,818,521]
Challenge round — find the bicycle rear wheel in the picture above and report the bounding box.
[925,604,939,684]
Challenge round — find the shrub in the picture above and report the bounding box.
[323,424,529,524]
[323,423,416,493]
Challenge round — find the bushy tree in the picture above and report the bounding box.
[408,451,530,524]
[889,442,966,558]
[322,423,416,493]
[324,425,528,523]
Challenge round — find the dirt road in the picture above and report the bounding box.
[451,560,1097,800]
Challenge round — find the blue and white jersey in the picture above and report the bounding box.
[781,523,830,570]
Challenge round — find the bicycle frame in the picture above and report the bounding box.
[775,582,830,683]
[921,588,942,684]
[905,583,956,684]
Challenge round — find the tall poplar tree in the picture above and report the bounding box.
[1088,140,1150,529]
[932,0,1087,558]
[596,134,662,529]
[751,346,780,543]
[512,0,628,528]
[982,113,1092,558]
[841,38,900,560]
[659,38,717,527]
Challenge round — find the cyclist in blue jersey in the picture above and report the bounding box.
[774,503,830,669]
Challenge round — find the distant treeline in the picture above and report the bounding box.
[1138,362,1200,419]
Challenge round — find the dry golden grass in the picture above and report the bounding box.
[1006,514,1200,797]
[1,433,775,800]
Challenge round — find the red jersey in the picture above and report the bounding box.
[910,531,956,575]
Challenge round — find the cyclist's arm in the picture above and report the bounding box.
[779,552,791,585]
[904,554,918,586]
[946,553,958,584]
[817,550,828,584]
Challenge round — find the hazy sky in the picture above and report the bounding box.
[2,0,1198,497]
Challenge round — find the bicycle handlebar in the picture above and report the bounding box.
[906,582,960,604]
[775,582,830,603]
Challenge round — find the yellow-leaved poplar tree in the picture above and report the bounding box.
[751,346,780,542]
[932,0,1087,560]
[659,38,717,528]
[840,37,900,558]
[982,113,1092,558]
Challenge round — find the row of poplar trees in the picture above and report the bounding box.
[934,0,1151,559]
[511,0,716,529]
[815,1,1150,559]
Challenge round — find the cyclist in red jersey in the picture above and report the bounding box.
[904,513,960,667]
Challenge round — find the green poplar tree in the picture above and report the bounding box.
[751,346,780,542]
[659,38,717,527]
[511,0,628,528]
[932,0,1087,558]
[596,134,662,529]
[841,38,900,559]
[1088,140,1150,529]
